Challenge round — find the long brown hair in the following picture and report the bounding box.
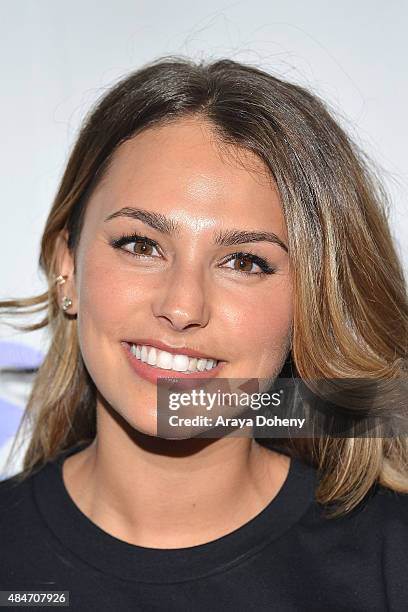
[2,55,408,517]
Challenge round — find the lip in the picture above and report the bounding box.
[123,338,221,361]
[121,341,226,388]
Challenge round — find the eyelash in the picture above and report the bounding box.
[109,232,276,277]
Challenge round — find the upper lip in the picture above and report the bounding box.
[124,338,222,361]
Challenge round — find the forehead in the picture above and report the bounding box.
[86,117,286,237]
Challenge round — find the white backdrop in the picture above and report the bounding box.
[1,0,407,476]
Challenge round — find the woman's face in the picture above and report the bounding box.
[62,117,293,436]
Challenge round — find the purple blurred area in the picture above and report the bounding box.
[0,340,44,447]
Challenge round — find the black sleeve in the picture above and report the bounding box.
[379,486,408,610]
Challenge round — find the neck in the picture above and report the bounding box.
[62,404,291,548]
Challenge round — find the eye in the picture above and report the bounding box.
[221,252,275,277]
[110,233,276,277]
[110,233,161,259]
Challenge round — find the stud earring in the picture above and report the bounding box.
[55,275,72,311]
[61,296,73,311]
[55,274,68,286]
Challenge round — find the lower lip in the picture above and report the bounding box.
[121,342,226,387]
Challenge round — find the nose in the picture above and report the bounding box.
[152,263,210,332]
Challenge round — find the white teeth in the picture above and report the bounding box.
[188,357,198,372]
[129,344,218,373]
[172,354,190,371]
[147,347,157,366]
[156,350,173,370]
[196,358,207,372]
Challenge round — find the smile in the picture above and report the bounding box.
[121,341,226,386]
[129,343,218,374]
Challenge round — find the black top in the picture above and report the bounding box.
[0,441,408,611]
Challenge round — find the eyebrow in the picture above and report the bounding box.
[104,207,288,253]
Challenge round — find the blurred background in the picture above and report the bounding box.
[1,0,407,476]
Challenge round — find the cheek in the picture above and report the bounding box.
[220,281,293,353]
[77,252,152,341]
[75,257,121,391]
[78,257,124,340]
[74,253,156,414]
[259,292,293,347]
[217,277,293,380]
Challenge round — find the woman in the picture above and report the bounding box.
[1,55,407,611]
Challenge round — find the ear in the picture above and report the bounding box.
[54,229,78,315]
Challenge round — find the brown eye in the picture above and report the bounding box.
[220,251,275,276]
[233,256,254,273]
[110,232,161,260]
[133,240,154,256]
[223,254,263,275]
